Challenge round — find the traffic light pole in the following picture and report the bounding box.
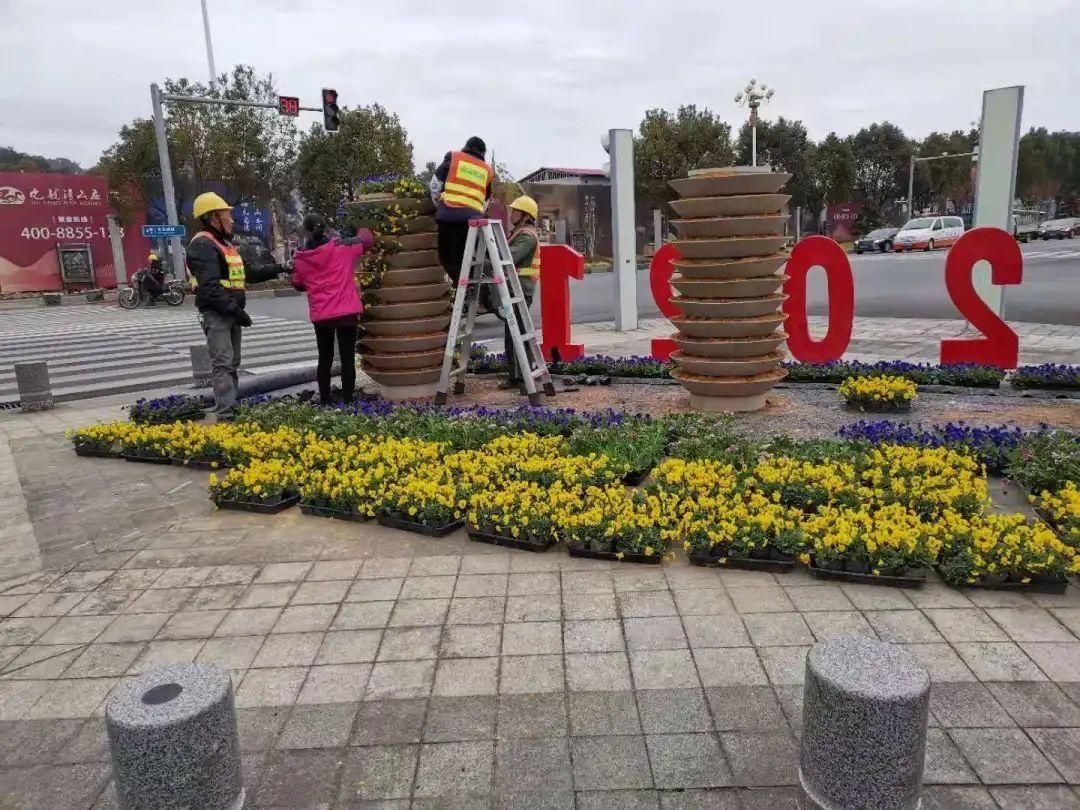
[148,85,324,283]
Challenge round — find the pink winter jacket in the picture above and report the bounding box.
[291,234,372,324]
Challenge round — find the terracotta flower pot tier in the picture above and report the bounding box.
[359,332,448,354]
[674,294,787,320]
[674,255,787,279]
[671,274,788,298]
[666,166,792,412]
[379,266,447,287]
[671,215,788,239]
[669,194,791,219]
[369,282,452,304]
[345,189,451,401]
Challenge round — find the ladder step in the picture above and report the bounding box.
[518,332,535,342]
[530,367,547,378]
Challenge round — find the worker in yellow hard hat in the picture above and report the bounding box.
[187,191,286,419]
[143,251,166,300]
[497,195,542,391]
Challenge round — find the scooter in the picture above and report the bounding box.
[118,270,185,309]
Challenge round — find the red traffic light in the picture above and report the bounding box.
[277,96,300,117]
[322,88,338,105]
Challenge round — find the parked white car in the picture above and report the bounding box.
[892,216,965,252]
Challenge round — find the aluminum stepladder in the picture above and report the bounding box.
[435,219,555,406]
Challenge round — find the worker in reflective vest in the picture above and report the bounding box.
[186,192,285,419]
[429,136,494,283]
[498,195,542,391]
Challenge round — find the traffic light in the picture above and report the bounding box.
[322,88,340,132]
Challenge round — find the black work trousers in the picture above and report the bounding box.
[437,220,471,283]
[314,320,358,404]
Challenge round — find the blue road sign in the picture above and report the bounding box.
[142,224,186,239]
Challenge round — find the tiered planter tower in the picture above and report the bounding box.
[666,167,793,412]
[347,191,451,401]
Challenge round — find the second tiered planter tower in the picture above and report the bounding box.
[347,185,451,401]
[666,167,793,412]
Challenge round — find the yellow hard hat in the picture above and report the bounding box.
[192,192,231,219]
[148,252,158,261]
[509,195,538,220]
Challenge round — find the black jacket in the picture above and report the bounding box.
[433,147,493,223]
[188,225,282,315]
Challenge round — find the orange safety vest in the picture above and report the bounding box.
[186,231,246,291]
[510,225,541,279]
[442,150,493,212]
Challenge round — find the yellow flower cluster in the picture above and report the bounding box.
[1034,482,1080,548]
[469,481,585,540]
[650,458,739,497]
[839,374,917,404]
[68,422,139,449]
[550,485,681,557]
[676,491,804,559]
[752,456,862,510]
[863,444,988,518]
[803,503,942,574]
[935,510,1080,584]
[209,458,300,503]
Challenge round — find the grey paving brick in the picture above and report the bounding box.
[502,622,562,656]
[333,601,393,630]
[500,654,563,694]
[721,730,798,786]
[705,686,788,732]
[728,586,794,614]
[425,695,497,742]
[899,643,977,682]
[672,589,735,616]
[278,702,358,748]
[316,629,381,665]
[986,682,1080,727]
[990,786,1080,809]
[575,789,659,810]
[1020,642,1080,681]
[62,643,142,678]
[742,613,813,646]
[565,652,631,691]
[459,555,509,575]
[307,559,361,581]
[235,667,307,708]
[949,728,1062,784]
[784,585,853,612]
[494,737,572,792]
[693,647,767,687]
[252,632,323,668]
[255,562,313,583]
[366,660,436,700]
[215,607,281,636]
[561,571,614,594]
[619,591,677,618]
[414,740,494,797]
[564,620,623,653]
[455,574,508,598]
[400,576,456,600]
[758,646,810,686]
[291,579,350,605]
[568,691,641,736]
[236,706,289,751]
[448,597,505,625]
[865,610,945,643]
[924,727,979,784]
[255,748,342,805]
[273,604,337,633]
[682,615,749,648]
[930,682,1014,728]
[924,608,1009,642]
[351,698,427,745]
[1027,728,1080,783]
[37,615,111,645]
[571,735,652,790]
[637,688,712,734]
[631,649,699,689]
[505,594,561,622]
[441,624,502,658]
[337,744,419,802]
[378,626,442,661]
[156,609,226,640]
[647,733,730,789]
[359,558,411,579]
[563,592,617,621]
[954,642,1047,681]
[988,608,1075,643]
[840,583,914,610]
[347,578,403,602]
[196,635,264,670]
[498,693,567,739]
[433,657,499,697]
[508,573,560,596]
[803,610,875,640]
[237,582,298,608]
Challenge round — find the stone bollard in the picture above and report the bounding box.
[14,362,54,412]
[800,635,930,810]
[105,663,244,810]
[191,344,212,388]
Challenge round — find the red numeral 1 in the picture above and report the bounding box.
[939,227,1022,369]
[539,244,585,363]
[649,243,681,360]
[782,236,855,363]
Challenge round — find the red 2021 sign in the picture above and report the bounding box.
[540,227,1024,370]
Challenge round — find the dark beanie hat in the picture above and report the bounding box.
[464,136,487,156]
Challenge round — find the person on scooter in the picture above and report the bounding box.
[143,253,166,300]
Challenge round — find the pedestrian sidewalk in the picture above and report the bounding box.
[561,317,1080,366]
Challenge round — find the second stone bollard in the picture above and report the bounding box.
[105,663,244,810]
[14,361,54,412]
[800,635,930,810]
[191,344,212,388]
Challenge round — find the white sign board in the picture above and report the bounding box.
[608,128,638,331]
[972,86,1024,316]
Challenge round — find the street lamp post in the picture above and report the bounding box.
[905,150,979,219]
[735,79,774,167]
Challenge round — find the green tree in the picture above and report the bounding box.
[1017,128,1080,209]
[847,122,914,223]
[812,133,857,207]
[416,160,438,186]
[633,105,735,207]
[737,117,818,212]
[95,65,298,223]
[0,146,82,174]
[913,129,976,213]
[297,104,414,221]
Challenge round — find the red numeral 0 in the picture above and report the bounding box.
[649,243,681,360]
[940,227,1023,369]
[782,236,854,363]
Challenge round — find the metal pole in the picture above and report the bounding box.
[652,209,663,253]
[751,123,757,168]
[609,128,638,331]
[151,83,185,283]
[795,206,801,241]
[107,215,128,289]
[907,156,915,219]
[201,0,217,84]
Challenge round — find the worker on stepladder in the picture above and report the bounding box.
[497,195,542,392]
[430,136,494,283]
[186,192,287,420]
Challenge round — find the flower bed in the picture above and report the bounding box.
[679,491,804,572]
[935,511,1079,591]
[785,360,1004,388]
[129,395,206,425]
[1032,482,1080,547]
[208,461,300,513]
[1010,363,1080,391]
[1006,429,1080,497]
[68,423,138,458]
[839,374,917,412]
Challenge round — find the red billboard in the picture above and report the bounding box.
[0,172,150,292]
[826,202,861,242]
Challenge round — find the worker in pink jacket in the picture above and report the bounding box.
[291,214,374,404]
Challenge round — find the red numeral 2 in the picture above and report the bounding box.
[940,228,1023,369]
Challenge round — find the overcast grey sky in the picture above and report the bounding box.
[2,0,1077,178]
